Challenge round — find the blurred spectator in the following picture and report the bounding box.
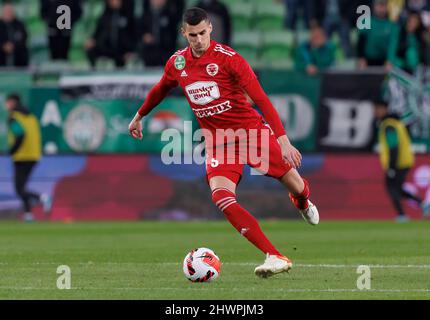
[122,0,135,19]
[295,26,336,75]
[85,0,135,68]
[357,0,399,69]
[283,0,314,30]
[0,3,29,67]
[5,93,52,222]
[196,0,231,45]
[373,99,429,222]
[40,0,83,60]
[138,0,177,67]
[143,0,185,28]
[405,0,429,11]
[389,10,428,73]
[313,0,370,58]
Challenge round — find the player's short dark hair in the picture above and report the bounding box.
[182,7,209,26]
[6,93,21,104]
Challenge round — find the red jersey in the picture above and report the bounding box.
[138,40,286,140]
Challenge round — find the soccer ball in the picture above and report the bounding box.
[183,247,221,282]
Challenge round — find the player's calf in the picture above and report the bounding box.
[211,188,282,256]
[289,179,319,225]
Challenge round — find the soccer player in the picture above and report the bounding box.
[129,8,319,277]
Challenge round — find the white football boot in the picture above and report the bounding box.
[254,254,293,278]
[299,200,319,226]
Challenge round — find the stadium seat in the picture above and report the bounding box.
[28,19,47,50]
[69,46,87,63]
[232,31,261,66]
[229,2,254,31]
[260,30,293,66]
[71,22,88,47]
[87,2,104,20]
[254,2,285,31]
[30,47,50,66]
[232,31,261,52]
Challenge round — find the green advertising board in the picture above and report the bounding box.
[30,87,195,154]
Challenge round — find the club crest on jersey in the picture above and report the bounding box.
[206,63,219,76]
[174,55,186,70]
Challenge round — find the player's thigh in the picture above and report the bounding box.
[209,175,238,194]
[206,163,243,194]
[247,129,292,181]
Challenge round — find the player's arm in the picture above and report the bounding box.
[243,78,302,169]
[129,73,178,140]
[230,51,301,168]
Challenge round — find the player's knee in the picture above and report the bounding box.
[211,188,237,212]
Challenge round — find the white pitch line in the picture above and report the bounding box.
[1,262,430,269]
[0,286,429,293]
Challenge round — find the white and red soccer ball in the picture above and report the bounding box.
[183,248,221,282]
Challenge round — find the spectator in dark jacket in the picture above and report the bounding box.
[295,26,336,75]
[85,0,135,68]
[0,3,29,67]
[389,10,428,73]
[143,0,185,28]
[357,0,399,69]
[138,0,178,66]
[313,0,371,58]
[40,0,82,60]
[283,0,314,30]
[196,0,231,45]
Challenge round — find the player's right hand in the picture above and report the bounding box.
[128,113,143,140]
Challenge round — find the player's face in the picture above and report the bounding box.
[5,99,15,112]
[374,104,387,120]
[182,20,212,56]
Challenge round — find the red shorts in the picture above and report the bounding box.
[205,123,292,185]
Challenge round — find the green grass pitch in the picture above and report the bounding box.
[0,220,429,299]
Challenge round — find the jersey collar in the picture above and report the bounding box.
[188,40,216,60]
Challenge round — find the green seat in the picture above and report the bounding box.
[232,31,261,53]
[26,1,40,20]
[260,30,293,63]
[230,2,254,31]
[71,22,88,47]
[30,47,49,65]
[254,2,285,31]
[235,48,259,67]
[88,2,104,20]
[69,47,87,62]
[28,19,47,49]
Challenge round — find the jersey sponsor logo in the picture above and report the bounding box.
[174,55,186,70]
[181,70,188,77]
[193,100,232,118]
[185,81,220,105]
[206,63,219,76]
[214,44,236,57]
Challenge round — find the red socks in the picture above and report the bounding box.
[212,188,281,256]
[289,179,310,210]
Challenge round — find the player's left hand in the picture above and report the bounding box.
[128,113,143,140]
[278,135,302,169]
